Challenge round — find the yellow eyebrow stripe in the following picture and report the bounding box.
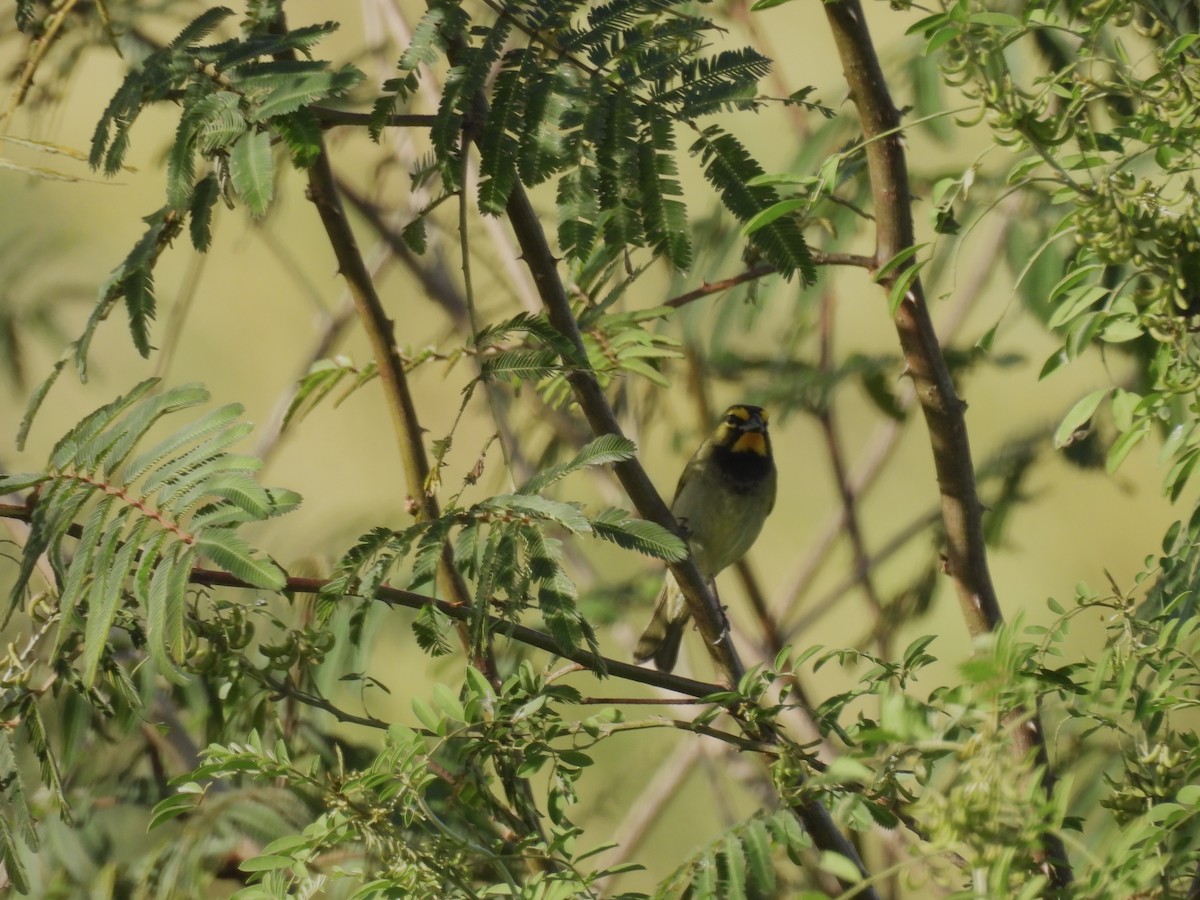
[726,406,751,420]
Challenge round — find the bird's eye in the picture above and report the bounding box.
[725,414,740,426]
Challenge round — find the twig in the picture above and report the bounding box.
[311,106,436,129]
[289,16,495,678]
[815,288,888,656]
[336,176,470,326]
[184,567,726,699]
[664,251,874,310]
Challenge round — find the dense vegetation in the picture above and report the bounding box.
[4,0,1200,896]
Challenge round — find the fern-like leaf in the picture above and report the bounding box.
[518,69,570,186]
[557,164,600,262]
[661,810,810,899]
[477,50,529,215]
[479,349,562,384]
[5,380,296,684]
[691,125,815,283]
[589,507,686,561]
[228,129,274,218]
[168,6,236,50]
[638,113,691,270]
[76,207,183,370]
[518,434,638,495]
[234,60,364,122]
[656,48,771,117]
[189,173,221,252]
[0,731,33,893]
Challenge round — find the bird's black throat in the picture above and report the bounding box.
[711,441,774,492]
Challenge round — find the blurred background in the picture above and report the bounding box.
[0,0,1186,893]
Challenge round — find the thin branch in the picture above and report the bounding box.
[336,175,470,326]
[311,106,436,129]
[493,105,878,900]
[184,567,725,699]
[664,251,874,310]
[815,288,888,656]
[821,0,1071,885]
[785,506,942,642]
[304,137,494,674]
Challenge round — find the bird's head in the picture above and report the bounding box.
[712,404,770,457]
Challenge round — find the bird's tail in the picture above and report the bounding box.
[634,571,690,673]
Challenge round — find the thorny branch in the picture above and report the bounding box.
[821,0,1072,886]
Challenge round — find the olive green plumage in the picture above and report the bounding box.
[634,404,777,672]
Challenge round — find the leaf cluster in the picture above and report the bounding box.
[3,380,294,685]
[911,0,1200,495]
[320,432,683,662]
[374,0,816,281]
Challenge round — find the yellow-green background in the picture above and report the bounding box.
[0,0,1183,892]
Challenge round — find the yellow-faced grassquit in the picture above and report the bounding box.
[635,404,777,672]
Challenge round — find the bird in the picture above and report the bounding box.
[634,404,777,673]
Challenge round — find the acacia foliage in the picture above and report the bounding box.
[3,0,1200,898]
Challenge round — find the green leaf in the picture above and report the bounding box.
[818,851,863,883]
[0,472,47,493]
[239,62,365,122]
[518,434,637,495]
[148,791,201,831]
[194,90,246,154]
[690,125,814,282]
[477,494,591,533]
[169,6,236,50]
[741,197,806,236]
[0,813,31,894]
[196,529,286,590]
[239,855,296,873]
[873,243,927,283]
[274,108,323,168]
[228,129,274,218]
[477,51,527,216]
[720,832,748,900]
[189,172,220,252]
[479,349,561,383]
[1054,389,1109,449]
[412,604,453,657]
[589,508,687,560]
[741,819,775,894]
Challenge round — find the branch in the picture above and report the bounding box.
[494,111,877,900]
[815,288,888,655]
[821,0,1071,886]
[311,106,436,129]
[664,251,874,310]
[335,174,470,326]
[304,134,493,675]
[187,567,725,700]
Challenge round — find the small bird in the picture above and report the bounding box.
[635,404,777,672]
